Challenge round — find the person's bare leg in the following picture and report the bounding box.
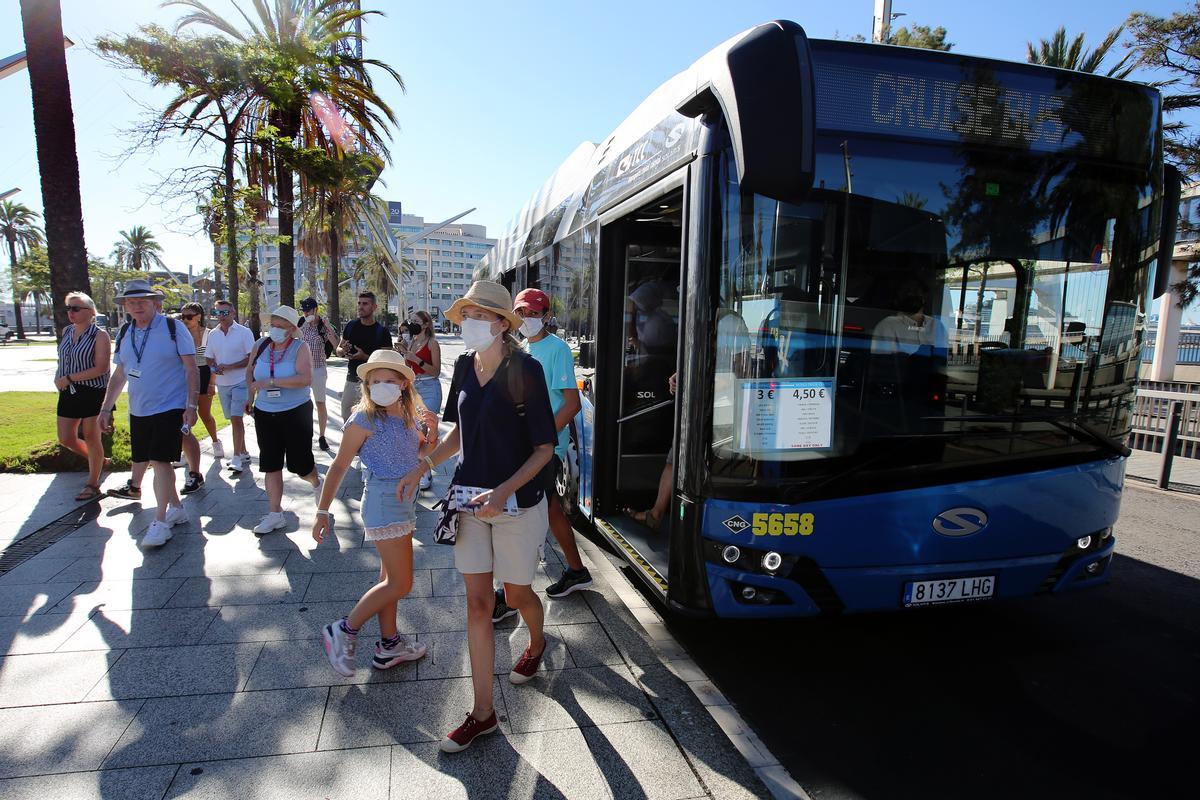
[231,416,247,456]
[502,582,545,657]
[627,462,673,526]
[198,394,218,442]
[150,460,177,521]
[463,572,497,719]
[316,401,328,438]
[182,433,201,474]
[82,416,104,488]
[348,536,414,632]
[56,417,89,459]
[547,498,584,571]
[265,471,284,513]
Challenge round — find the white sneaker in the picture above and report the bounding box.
[142,520,173,548]
[165,504,189,526]
[419,472,432,491]
[229,454,248,473]
[323,621,357,677]
[374,636,427,669]
[253,511,287,534]
[210,438,225,459]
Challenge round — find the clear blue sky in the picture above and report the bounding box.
[0,0,1190,302]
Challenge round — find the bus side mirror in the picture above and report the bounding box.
[1154,164,1182,299]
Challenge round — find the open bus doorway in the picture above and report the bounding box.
[593,189,683,586]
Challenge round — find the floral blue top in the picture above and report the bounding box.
[348,410,421,479]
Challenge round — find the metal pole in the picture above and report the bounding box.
[1158,400,1183,490]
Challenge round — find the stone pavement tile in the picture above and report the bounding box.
[431,567,464,596]
[302,568,433,602]
[164,747,390,800]
[0,650,122,707]
[201,601,383,644]
[244,523,362,551]
[244,636,419,691]
[395,595,468,633]
[415,627,573,681]
[0,609,97,655]
[557,622,625,668]
[412,542,457,570]
[538,591,599,626]
[192,485,267,515]
[49,577,187,613]
[388,728,614,800]
[0,582,83,617]
[57,607,219,651]
[0,699,143,778]
[160,551,289,578]
[0,765,178,800]
[581,720,707,800]
[499,664,657,734]
[282,547,383,573]
[50,548,185,583]
[319,676,507,749]
[584,591,675,666]
[195,513,249,537]
[164,573,313,608]
[85,643,264,701]
[633,662,771,800]
[104,686,328,769]
[0,556,74,586]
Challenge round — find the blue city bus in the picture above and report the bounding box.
[475,21,1180,618]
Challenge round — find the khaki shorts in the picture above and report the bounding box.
[454,499,548,586]
[310,366,328,403]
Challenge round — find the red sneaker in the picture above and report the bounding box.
[509,644,545,685]
[439,710,499,753]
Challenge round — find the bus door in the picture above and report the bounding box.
[593,189,683,588]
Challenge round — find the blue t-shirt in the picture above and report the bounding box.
[526,334,576,459]
[113,313,196,418]
[348,410,421,478]
[444,351,557,508]
[252,339,310,412]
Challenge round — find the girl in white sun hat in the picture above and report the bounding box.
[314,349,439,676]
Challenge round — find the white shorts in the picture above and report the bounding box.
[310,366,328,403]
[454,499,548,586]
[217,381,249,418]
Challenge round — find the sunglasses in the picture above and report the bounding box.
[66,305,90,313]
[214,309,232,316]
[181,314,198,321]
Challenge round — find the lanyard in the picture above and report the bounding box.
[130,319,152,365]
[268,340,286,378]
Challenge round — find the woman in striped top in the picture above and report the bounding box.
[179,302,220,494]
[55,291,112,501]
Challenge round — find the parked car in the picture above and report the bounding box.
[0,321,14,342]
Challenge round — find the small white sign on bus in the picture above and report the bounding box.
[737,379,834,451]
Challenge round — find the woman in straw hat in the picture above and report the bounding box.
[396,280,558,753]
[245,306,321,535]
[314,349,438,676]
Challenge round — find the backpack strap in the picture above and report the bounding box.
[503,353,527,417]
[113,321,131,355]
[254,337,272,362]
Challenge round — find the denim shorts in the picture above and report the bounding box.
[361,474,417,540]
[217,381,249,418]
[414,376,442,416]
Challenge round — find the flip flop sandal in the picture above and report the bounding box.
[75,484,103,502]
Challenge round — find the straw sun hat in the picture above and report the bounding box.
[356,349,416,383]
[445,280,523,332]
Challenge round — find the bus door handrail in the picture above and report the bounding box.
[617,399,674,425]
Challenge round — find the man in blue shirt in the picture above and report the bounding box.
[513,288,592,598]
[98,280,199,548]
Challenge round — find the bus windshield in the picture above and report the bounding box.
[709,131,1160,489]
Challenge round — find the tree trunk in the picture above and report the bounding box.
[223,139,239,311]
[212,240,223,299]
[33,292,41,334]
[275,105,300,308]
[19,0,90,339]
[7,236,25,339]
[327,227,341,331]
[247,226,261,337]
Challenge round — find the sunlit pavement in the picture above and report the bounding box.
[0,343,783,800]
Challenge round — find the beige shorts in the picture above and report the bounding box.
[310,366,328,403]
[454,499,548,586]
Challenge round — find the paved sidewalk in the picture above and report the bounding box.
[0,391,777,799]
[1125,448,1200,490]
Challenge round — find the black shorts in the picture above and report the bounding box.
[56,385,105,419]
[544,454,563,496]
[253,401,314,475]
[199,365,211,394]
[130,409,184,464]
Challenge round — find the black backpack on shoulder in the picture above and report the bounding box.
[114,316,177,355]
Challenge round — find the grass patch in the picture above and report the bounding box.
[0,391,231,473]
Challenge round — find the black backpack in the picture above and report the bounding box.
[316,317,334,359]
[114,316,177,355]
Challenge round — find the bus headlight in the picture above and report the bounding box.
[1076,536,1092,550]
[761,551,783,572]
[722,545,741,564]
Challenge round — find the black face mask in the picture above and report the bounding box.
[405,322,423,336]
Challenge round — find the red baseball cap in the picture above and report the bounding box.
[514,288,550,314]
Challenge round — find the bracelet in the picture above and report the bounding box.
[316,509,333,518]
[100,407,114,414]
[423,455,435,472]
[187,403,199,409]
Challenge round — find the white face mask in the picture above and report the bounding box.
[367,381,402,407]
[519,317,544,338]
[461,317,499,351]
[268,327,288,343]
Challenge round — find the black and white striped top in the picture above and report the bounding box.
[56,324,108,389]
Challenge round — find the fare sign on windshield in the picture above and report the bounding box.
[737,379,834,451]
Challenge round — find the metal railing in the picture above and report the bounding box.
[1130,382,1200,460]
[1140,332,1200,364]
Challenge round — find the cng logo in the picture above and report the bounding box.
[933,508,988,537]
[722,515,751,534]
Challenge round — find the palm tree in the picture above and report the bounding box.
[1026,25,1136,78]
[170,0,403,308]
[354,241,409,317]
[19,0,91,334]
[0,201,45,339]
[112,226,167,272]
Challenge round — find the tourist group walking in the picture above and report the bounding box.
[54,276,595,753]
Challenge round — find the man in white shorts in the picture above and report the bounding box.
[206,299,255,472]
